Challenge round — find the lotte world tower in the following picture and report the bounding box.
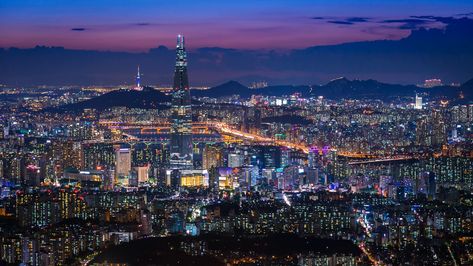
[169,35,193,170]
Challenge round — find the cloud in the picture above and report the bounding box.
[320,17,370,26]
[327,20,354,25]
[71,23,152,32]
[381,18,430,30]
[382,18,428,23]
[316,15,450,30]
[455,12,473,16]
[410,16,457,24]
[346,17,370,23]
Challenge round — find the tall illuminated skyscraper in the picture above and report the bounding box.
[170,35,193,169]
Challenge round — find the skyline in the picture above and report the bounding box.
[0,34,471,265]
[1,2,473,263]
[0,1,472,51]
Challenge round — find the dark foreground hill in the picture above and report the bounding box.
[90,234,361,265]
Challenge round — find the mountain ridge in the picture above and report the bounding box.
[47,87,171,112]
[194,78,472,101]
[48,77,473,113]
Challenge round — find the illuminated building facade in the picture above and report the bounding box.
[115,148,131,177]
[170,35,193,169]
[424,78,443,88]
[202,144,223,170]
[414,94,422,109]
[166,169,209,187]
[82,143,115,170]
[135,165,149,183]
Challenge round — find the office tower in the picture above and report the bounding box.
[414,94,422,110]
[132,143,149,166]
[52,140,82,173]
[416,116,431,146]
[24,165,40,186]
[102,169,115,190]
[228,153,243,168]
[308,148,316,168]
[67,123,96,140]
[432,109,446,146]
[426,172,436,199]
[135,165,149,183]
[115,148,131,177]
[281,147,291,168]
[170,35,193,170]
[416,171,436,199]
[7,157,23,184]
[259,146,282,169]
[202,145,223,170]
[82,143,115,170]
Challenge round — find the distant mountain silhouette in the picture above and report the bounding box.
[48,87,171,112]
[193,81,251,98]
[457,78,473,104]
[1,17,473,86]
[316,77,472,100]
[45,78,473,113]
[253,85,311,97]
[461,78,473,92]
[193,81,310,98]
[312,78,418,99]
[196,78,471,102]
[45,77,472,112]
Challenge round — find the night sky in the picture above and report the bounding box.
[1,0,472,51]
[1,1,472,86]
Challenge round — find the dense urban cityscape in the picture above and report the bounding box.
[1,1,473,266]
[0,33,471,265]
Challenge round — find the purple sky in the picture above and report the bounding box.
[0,1,472,51]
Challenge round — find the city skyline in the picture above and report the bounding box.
[0,2,472,266]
